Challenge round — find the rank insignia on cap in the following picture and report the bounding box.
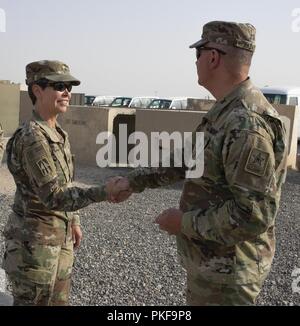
[36,157,53,177]
[245,148,270,177]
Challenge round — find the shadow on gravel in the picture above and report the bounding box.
[0,293,13,306]
[285,170,300,185]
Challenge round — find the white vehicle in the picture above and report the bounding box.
[110,97,132,107]
[169,98,188,110]
[261,86,300,106]
[92,96,117,107]
[147,98,172,109]
[128,97,158,108]
[147,97,188,110]
[261,86,300,139]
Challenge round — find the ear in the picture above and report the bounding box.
[32,84,43,100]
[209,50,221,70]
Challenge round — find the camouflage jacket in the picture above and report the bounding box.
[5,111,107,245]
[0,123,4,163]
[128,78,287,284]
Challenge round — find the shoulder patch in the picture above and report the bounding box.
[36,157,53,177]
[245,147,270,177]
[24,141,57,187]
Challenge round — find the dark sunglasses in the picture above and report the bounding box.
[48,82,73,92]
[36,80,73,92]
[196,46,227,60]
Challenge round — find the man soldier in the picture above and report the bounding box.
[115,21,287,305]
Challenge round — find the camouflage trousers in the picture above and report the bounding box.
[2,238,74,306]
[186,271,263,306]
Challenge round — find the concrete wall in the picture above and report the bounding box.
[58,106,136,167]
[135,109,207,166]
[70,93,85,106]
[10,94,300,170]
[135,109,205,134]
[135,105,298,169]
[274,104,298,169]
[58,106,109,166]
[0,83,21,136]
[19,91,34,125]
[57,104,298,169]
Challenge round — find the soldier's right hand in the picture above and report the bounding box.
[105,176,133,203]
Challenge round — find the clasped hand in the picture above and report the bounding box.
[105,176,133,203]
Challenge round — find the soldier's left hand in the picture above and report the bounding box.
[155,208,183,235]
[72,225,83,249]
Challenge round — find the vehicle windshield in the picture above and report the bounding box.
[111,97,132,107]
[263,94,287,105]
[148,99,172,109]
[85,96,96,105]
[129,98,156,108]
[93,97,115,106]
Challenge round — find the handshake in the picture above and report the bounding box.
[105,176,133,203]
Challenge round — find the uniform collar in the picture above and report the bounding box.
[31,110,65,143]
[204,77,252,122]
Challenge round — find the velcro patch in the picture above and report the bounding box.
[24,141,57,187]
[36,157,53,177]
[245,148,270,177]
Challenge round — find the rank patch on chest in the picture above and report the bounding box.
[36,157,53,177]
[245,148,270,177]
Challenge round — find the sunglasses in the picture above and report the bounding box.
[36,80,73,92]
[48,82,73,92]
[196,46,227,60]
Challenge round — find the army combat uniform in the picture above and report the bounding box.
[127,78,286,305]
[2,110,107,305]
[0,123,4,163]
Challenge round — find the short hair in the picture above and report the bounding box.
[224,46,253,66]
[209,42,253,75]
[27,78,49,105]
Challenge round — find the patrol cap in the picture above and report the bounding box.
[189,21,256,52]
[25,60,81,86]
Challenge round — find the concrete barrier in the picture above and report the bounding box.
[274,105,299,169]
[57,104,298,169]
[135,109,206,166]
[4,91,298,170]
[0,82,20,136]
[19,91,34,125]
[58,106,136,167]
[0,137,9,164]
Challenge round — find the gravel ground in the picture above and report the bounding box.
[0,163,299,306]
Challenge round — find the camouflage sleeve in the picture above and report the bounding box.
[0,124,4,163]
[181,123,285,247]
[127,165,186,193]
[127,129,200,192]
[22,134,107,212]
[72,213,81,226]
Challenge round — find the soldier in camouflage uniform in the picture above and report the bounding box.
[0,123,4,163]
[117,21,287,305]
[2,60,131,305]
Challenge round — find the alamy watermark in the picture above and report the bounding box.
[291,8,300,32]
[96,125,205,179]
[292,267,300,294]
[0,8,6,33]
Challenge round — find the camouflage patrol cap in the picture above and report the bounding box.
[189,21,256,52]
[25,60,81,85]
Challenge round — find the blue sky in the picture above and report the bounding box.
[0,0,299,98]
